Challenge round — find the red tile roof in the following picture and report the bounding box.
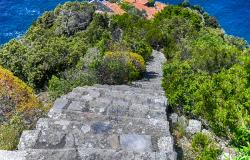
[123,0,166,19]
[124,0,148,5]
[136,0,149,5]
[133,3,157,19]
[103,1,126,15]
[100,0,166,19]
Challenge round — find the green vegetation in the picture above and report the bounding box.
[159,4,249,156]
[0,1,249,157]
[191,133,222,160]
[0,66,45,150]
[0,2,150,94]
[94,51,145,84]
[48,69,97,100]
[235,144,250,160]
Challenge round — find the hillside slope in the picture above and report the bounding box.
[0,1,249,159]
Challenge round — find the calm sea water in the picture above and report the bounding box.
[0,0,249,45]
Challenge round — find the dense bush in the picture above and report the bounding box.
[0,66,44,150]
[191,133,222,160]
[154,6,203,30]
[235,144,250,160]
[0,40,28,82]
[162,24,250,149]
[155,4,250,153]
[48,69,97,100]
[131,41,152,61]
[94,51,145,84]
[0,115,25,150]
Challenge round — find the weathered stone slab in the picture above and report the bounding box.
[0,150,27,160]
[36,116,170,137]
[170,113,178,124]
[178,115,188,128]
[67,101,86,112]
[120,134,152,152]
[157,136,174,152]
[91,122,113,134]
[18,130,39,150]
[78,148,168,160]
[25,148,78,160]
[186,119,202,135]
[53,98,69,110]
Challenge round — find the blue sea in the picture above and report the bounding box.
[0,0,249,45]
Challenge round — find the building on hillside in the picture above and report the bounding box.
[91,0,166,19]
[123,0,166,19]
[124,0,148,5]
[102,1,126,15]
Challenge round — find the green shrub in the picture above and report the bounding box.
[188,31,241,73]
[163,58,250,142]
[0,66,44,150]
[204,14,219,28]
[161,12,250,152]
[77,47,102,69]
[173,123,186,141]
[94,51,145,84]
[191,133,222,160]
[235,144,250,160]
[0,115,25,150]
[162,27,250,145]
[0,40,28,81]
[53,2,95,36]
[224,35,249,50]
[131,41,152,61]
[48,69,97,99]
[231,128,250,149]
[155,6,203,30]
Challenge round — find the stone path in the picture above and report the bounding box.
[0,50,176,160]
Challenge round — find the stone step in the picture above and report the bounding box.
[78,148,177,160]
[132,80,162,85]
[99,91,167,106]
[92,84,165,95]
[0,150,26,160]
[0,148,177,160]
[131,82,164,90]
[19,128,174,153]
[49,107,166,123]
[36,115,170,137]
[63,87,167,107]
[49,98,167,120]
[18,115,170,150]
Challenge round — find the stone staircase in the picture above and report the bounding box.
[0,50,176,160]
